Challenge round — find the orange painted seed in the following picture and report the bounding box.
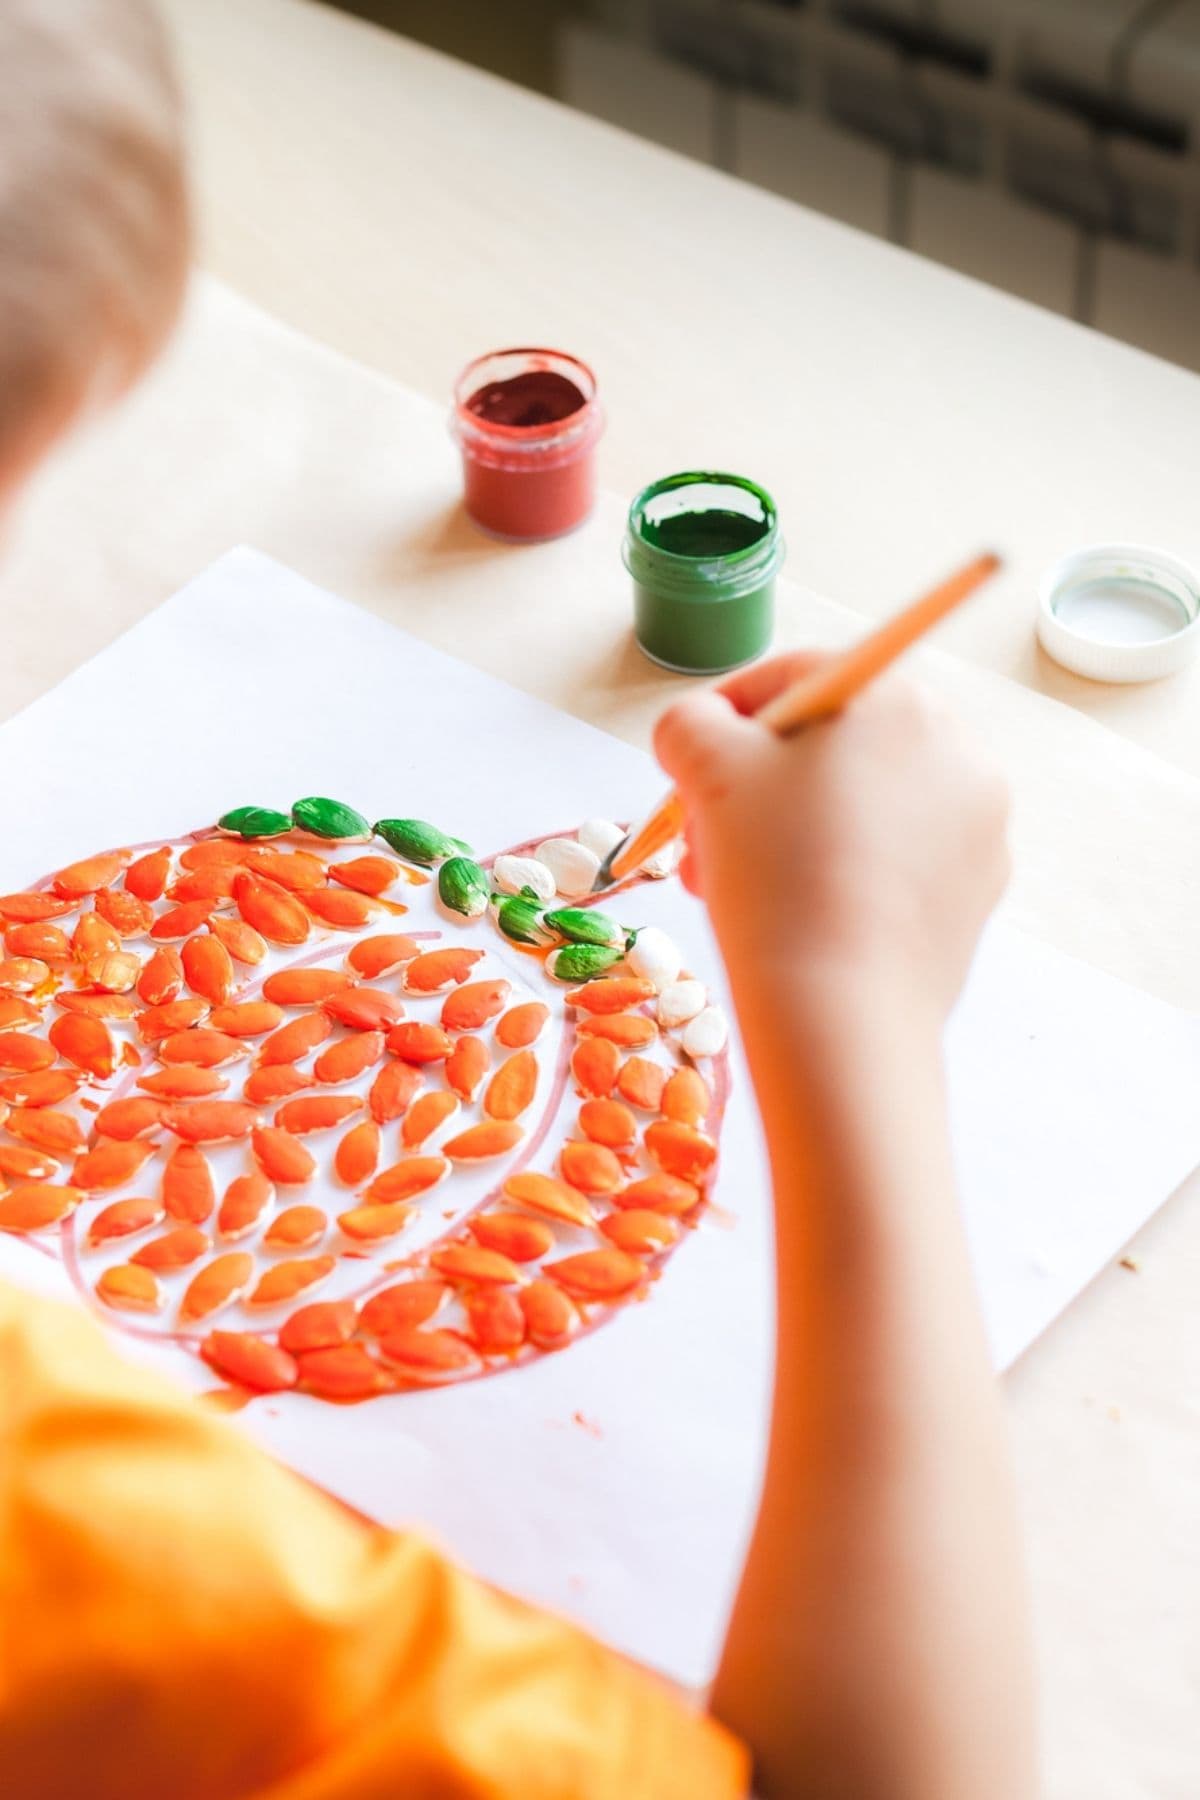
[577,1097,638,1149]
[263,1205,328,1250]
[161,1143,216,1223]
[644,1119,718,1182]
[96,1263,162,1312]
[615,1056,667,1112]
[464,1288,526,1353]
[201,1329,298,1392]
[445,1035,489,1102]
[0,1183,84,1233]
[180,1252,255,1321]
[258,1011,333,1066]
[262,967,352,1006]
[545,1247,647,1300]
[296,1343,387,1400]
[252,1126,317,1186]
[558,1140,624,1196]
[570,1037,620,1099]
[216,1172,274,1240]
[443,1120,524,1162]
[501,1171,595,1229]
[247,1255,336,1307]
[400,1090,459,1149]
[600,1209,680,1255]
[566,976,656,1015]
[576,1013,658,1049]
[346,934,420,979]
[364,1155,448,1204]
[279,1298,358,1354]
[335,1118,381,1186]
[337,1201,415,1242]
[469,1211,555,1263]
[660,1067,711,1127]
[441,979,510,1033]
[482,1049,538,1122]
[494,1001,549,1050]
[519,1279,579,1349]
[314,1030,386,1085]
[360,1279,450,1336]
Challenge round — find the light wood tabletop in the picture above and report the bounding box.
[4,2,1198,1794]
[161,0,1200,780]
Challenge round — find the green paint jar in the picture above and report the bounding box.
[623,471,785,674]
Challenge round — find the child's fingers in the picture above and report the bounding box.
[652,690,763,796]
[715,651,829,719]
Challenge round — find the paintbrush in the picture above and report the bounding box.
[594,550,1002,891]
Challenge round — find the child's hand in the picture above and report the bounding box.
[654,653,1010,1024]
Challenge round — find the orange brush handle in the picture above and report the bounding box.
[610,552,1001,882]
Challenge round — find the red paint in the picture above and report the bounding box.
[452,347,603,542]
[465,370,585,429]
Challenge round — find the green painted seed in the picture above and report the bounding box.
[218,805,292,840]
[438,856,490,919]
[546,943,623,982]
[495,893,559,948]
[373,818,463,865]
[543,906,626,948]
[291,796,370,840]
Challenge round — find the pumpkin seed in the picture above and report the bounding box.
[494,894,558,947]
[546,943,623,983]
[657,978,707,1030]
[576,818,625,861]
[543,906,624,948]
[217,805,292,840]
[533,837,601,898]
[373,818,462,865]
[682,1004,728,1059]
[492,854,556,901]
[626,925,683,988]
[291,796,370,840]
[438,856,490,919]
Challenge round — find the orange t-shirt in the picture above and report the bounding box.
[0,1282,747,1799]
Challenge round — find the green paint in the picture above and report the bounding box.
[638,508,768,559]
[495,893,558,947]
[623,471,784,675]
[438,856,490,918]
[543,906,625,947]
[218,805,293,840]
[373,818,462,865]
[546,942,623,982]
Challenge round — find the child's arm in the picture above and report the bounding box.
[656,657,1038,1800]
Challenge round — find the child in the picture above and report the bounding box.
[0,5,1036,1795]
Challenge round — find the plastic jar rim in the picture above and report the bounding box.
[624,470,785,599]
[451,347,602,466]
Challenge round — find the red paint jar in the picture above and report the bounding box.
[451,348,603,542]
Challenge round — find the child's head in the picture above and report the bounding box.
[0,0,188,501]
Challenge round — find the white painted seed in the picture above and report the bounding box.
[533,837,601,899]
[492,855,557,902]
[657,978,706,1030]
[626,925,683,989]
[682,1005,728,1060]
[577,818,625,862]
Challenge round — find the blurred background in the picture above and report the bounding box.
[330,0,1200,374]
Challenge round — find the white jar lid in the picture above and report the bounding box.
[1037,543,1200,683]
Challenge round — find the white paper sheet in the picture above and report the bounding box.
[1,547,1198,1686]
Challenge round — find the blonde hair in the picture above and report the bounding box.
[0,0,189,472]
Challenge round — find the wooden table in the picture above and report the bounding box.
[9,1,1200,1792]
